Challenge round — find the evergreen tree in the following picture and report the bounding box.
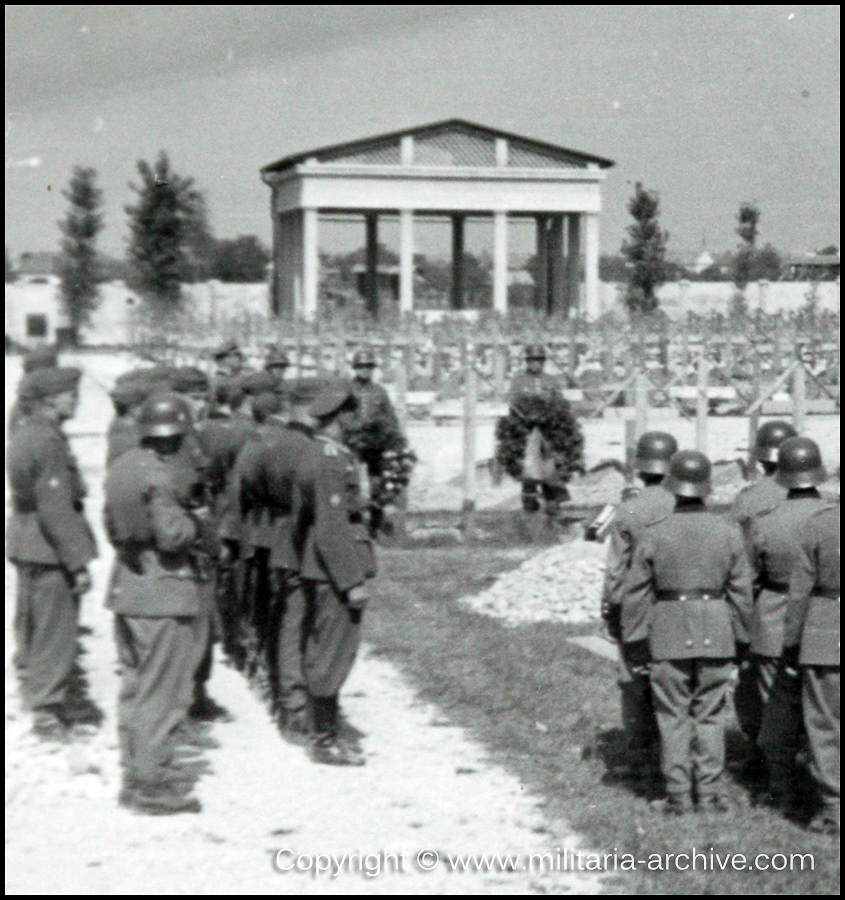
[125,151,212,308]
[57,166,104,343]
[733,202,759,290]
[620,182,668,315]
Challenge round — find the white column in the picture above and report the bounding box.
[584,213,600,320]
[399,209,414,314]
[302,207,319,321]
[493,210,508,314]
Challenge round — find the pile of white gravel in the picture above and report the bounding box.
[460,539,607,627]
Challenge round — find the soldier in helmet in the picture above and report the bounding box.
[104,393,210,815]
[213,340,246,379]
[601,431,678,780]
[349,346,404,537]
[731,419,797,760]
[505,344,569,517]
[749,437,829,812]
[6,367,97,740]
[265,345,291,377]
[621,450,753,815]
[784,502,839,835]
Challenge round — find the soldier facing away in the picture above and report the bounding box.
[621,450,754,815]
[601,431,678,779]
[784,502,840,836]
[6,367,97,740]
[748,437,829,811]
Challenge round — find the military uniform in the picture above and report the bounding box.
[749,492,828,801]
[6,404,97,716]
[784,504,840,832]
[294,391,376,760]
[602,483,674,759]
[621,497,753,809]
[104,443,206,795]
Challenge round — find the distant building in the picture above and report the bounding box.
[17,251,59,277]
[782,252,840,281]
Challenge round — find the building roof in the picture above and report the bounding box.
[261,118,615,175]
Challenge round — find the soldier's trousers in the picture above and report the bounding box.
[13,563,79,710]
[619,646,658,756]
[277,579,362,734]
[114,614,196,784]
[734,654,778,742]
[803,665,840,816]
[650,658,733,799]
[757,661,803,796]
[190,583,215,704]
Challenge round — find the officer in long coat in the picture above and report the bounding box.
[748,437,829,810]
[6,367,97,738]
[294,381,377,765]
[621,450,753,815]
[784,504,840,835]
[601,431,678,776]
[104,394,208,815]
[731,419,797,761]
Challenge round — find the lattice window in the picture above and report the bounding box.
[415,129,496,166]
[323,142,401,165]
[508,140,587,169]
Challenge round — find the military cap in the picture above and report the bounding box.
[525,343,547,361]
[753,420,798,463]
[352,347,377,368]
[239,370,278,396]
[309,380,358,419]
[22,346,58,373]
[286,377,331,408]
[110,371,154,409]
[214,376,245,407]
[252,390,285,420]
[265,346,291,369]
[213,339,242,361]
[171,366,211,395]
[18,366,81,402]
[776,436,827,489]
[634,431,679,475]
[664,450,712,499]
[137,392,191,438]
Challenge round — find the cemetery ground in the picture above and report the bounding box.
[5,353,840,894]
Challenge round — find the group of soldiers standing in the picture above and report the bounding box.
[6,341,839,834]
[601,421,839,834]
[7,341,406,816]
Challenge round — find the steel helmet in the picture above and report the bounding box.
[352,347,377,368]
[776,436,826,489]
[137,392,192,439]
[525,343,547,361]
[754,420,798,463]
[633,431,679,476]
[664,450,712,499]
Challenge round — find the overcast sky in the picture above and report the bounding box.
[5,5,840,263]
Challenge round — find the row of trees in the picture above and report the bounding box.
[43,154,270,341]
[618,187,804,316]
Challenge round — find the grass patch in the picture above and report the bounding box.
[365,547,840,894]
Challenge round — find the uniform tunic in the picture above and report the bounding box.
[104,447,204,784]
[748,493,828,790]
[730,474,788,739]
[621,505,753,799]
[601,484,674,754]
[291,431,376,736]
[6,412,97,709]
[785,505,840,818]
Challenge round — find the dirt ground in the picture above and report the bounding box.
[4,354,606,894]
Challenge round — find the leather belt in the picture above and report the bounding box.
[761,578,789,592]
[812,589,840,601]
[656,590,724,602]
